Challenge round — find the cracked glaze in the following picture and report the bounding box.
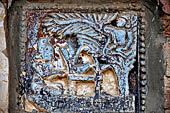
[23,11,138,112]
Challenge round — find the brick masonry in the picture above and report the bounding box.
[161,0,170,112]
[163,14,170,113]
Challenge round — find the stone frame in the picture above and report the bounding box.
[8,1,147,113]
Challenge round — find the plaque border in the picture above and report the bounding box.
[11,1,147,112]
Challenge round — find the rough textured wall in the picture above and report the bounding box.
[162,15,170,113]
[143,1,165,112]
[160,0,170,112]
[0,2,8,113]
[164,41,170,113]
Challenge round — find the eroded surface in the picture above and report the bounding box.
[21,11,138,112]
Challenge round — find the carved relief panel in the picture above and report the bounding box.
[15,3,146,113]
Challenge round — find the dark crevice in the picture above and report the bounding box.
[110,19,117,26]
[128,42,139,112]
[128,59,138,95]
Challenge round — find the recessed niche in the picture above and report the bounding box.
[8,1,147,113]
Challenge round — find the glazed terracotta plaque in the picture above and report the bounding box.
[18,7,146,112]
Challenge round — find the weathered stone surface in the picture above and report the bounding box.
[0,2,8,113]
[164,42,170,112]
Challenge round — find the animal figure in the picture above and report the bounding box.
[31,13,138,96]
